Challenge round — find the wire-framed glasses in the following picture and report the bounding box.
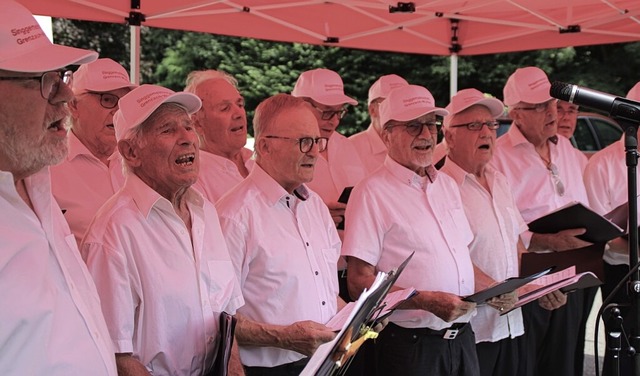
[309,102,348,120]
[265,135,329,153]
[449,120,500,131]
[85,92,121,109]
[385,119,442,137]
[547,162,565,196]
[0,70,72,102]
[515,99,558,113]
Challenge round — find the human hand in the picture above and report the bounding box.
[531,228,591,252]
[488,291,518,313]
[419,291,476,322]
[284,320,336,356]
[538,290,567,310]
[327,201,347,227]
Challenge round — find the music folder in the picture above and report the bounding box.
[462,267,553,304]
[301,252,415,376]
[206,311,236,376]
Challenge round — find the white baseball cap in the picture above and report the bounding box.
[368,74,409,105]
[380,85,449,127]
[444,88,504,127]
[0,0,97,72]
[114,84,202,141]
[503,66,553,106]
[73,58,137,94]
[291,68,357,106]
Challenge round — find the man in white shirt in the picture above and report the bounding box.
[440,88,566,376]
[51,58,136,244]
[349,74,409,175]
[492,66,592,376]
[185,70,254,202]
[81,84,245,376]
[0,1,117,374]
[343,84,479,376]
[217,94,342,375]
[583,81,640,376]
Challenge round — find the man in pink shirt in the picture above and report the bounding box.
[0,1,117,374]
[343,84,479,376]
[492,66,592,376]
[349,74,409,175]
[185,70,255,202]
[51,58,136,244]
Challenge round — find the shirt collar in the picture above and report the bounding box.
[124,173,204,218]
[66,131,95,161]
[383,155,438,189]
[248,164,309,207]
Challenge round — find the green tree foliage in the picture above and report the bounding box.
[53,19,640,136]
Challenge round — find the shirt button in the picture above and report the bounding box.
[207,336,214,344]
[306,242,309,246]
[322,301,326,305]
[315,271,319,275]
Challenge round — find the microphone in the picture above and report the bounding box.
[550,82,640,124]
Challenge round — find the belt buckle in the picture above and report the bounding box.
[443,328,459,339]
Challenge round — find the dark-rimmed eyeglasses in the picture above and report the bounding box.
[0,70,72,103]
[385,119,442,137]
[449,120,500,131]
[84,92,121,109]
[515,99,558,113]
[547,162,565,197]
[309,102,348,121]
[265,135,329,153]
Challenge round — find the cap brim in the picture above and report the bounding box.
[389,107,449,123]
[135,92,202,126]
[314,94,358,106]
[81,82,138,93]
[0,43,97,73]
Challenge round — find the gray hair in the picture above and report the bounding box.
[184,70,238,94]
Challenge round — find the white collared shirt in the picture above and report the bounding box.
[0,168,117,376]
[491,124,589,248]
[307,131,367,203]
[194,147,255,203]
[50,132,124,245]
[342,156,475,330]
[349,124,387,175]
[81,173,244,376]
[584,138,638,265]
[441,159,526,342]
[216,165,341,367]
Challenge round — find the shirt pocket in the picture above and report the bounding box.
[206,260,237,312]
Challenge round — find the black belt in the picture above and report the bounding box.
[389,322,469,339]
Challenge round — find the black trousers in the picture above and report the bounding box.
[373,322,480,376]
[244,358,308,376]
[519,289,584,376]
[601,262,633,376]
[476,335,524,376]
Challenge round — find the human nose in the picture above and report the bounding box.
[49,80,74,105]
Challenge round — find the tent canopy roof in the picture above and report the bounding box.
[19,0,640,56]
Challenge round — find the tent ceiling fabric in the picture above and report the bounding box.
[19,0,640,56]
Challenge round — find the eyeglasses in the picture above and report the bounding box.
[515,99,558,113]
[0,70,72,103]
[449,120,500,131]
[85,92,121,109]
[547,162,565,196]
[309,102,348,121]
[385,119,442,137]
[265,135,329,153]
[557,107,578,116]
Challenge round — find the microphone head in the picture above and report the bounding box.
[550,81,574,102]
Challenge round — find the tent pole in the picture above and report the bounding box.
[129,25,141,85]
[450,53,458,99]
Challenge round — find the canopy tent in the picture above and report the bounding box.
[17,0,640,92]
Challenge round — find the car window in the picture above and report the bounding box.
[574,119,598,151]
[591,117,623,147]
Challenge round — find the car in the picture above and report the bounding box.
[497,112,622,157]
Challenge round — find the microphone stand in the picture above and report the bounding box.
[619,118,640,376]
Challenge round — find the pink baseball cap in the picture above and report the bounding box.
[114,84,202,141]
[379,85,449,127]
[368,74,409,105]
[444,88,504,127]
[0,0,97,73]
[291,68,357,106]
[503,67,553,106]
[627,81,640,101]
[73,58,137,94]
